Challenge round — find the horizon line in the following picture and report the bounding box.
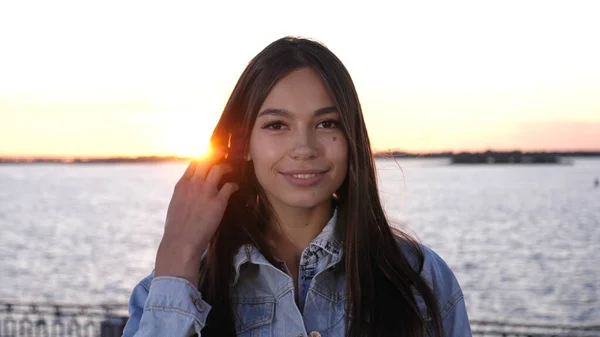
[1,149,600,162]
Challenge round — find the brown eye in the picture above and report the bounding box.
[263,121,286,130]
[317,119,340,129]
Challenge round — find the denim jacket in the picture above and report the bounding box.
[123,210,472,337]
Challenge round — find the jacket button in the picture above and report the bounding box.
[191,295,203,312]
[308,331,321,337]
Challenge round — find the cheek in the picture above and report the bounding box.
[249,133,285,173]
[251,142,278,163]
[328,135,348,168]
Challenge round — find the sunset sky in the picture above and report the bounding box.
[1,1,599,158]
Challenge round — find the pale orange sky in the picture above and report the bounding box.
[1,1,599,158]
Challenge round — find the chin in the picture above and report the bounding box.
[278,193,333,210]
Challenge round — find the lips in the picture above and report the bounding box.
[279,169,328,187]
[281,169,327,175]
[291,173,318,178]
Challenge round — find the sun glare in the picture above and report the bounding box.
[175,138,212,159]
[165,122,212,159]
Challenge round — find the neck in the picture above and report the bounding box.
[265,198,333,262]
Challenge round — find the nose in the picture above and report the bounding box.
[288,129,318,160]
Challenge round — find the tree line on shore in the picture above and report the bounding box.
[1,151,599,164]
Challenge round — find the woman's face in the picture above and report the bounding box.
[248,67,348,210]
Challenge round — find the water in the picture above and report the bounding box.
[0,158,598,325]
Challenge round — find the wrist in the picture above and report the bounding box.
[154,240,205,286]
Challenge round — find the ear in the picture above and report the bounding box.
[245,149,252,161]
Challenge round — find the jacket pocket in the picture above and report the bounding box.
[232,296,275,337]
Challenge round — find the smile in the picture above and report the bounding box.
[280,170,328,187]
[292,173,316,179]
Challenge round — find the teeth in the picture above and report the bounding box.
[293,174,316,178]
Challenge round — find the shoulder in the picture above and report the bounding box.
[394,236,465,318]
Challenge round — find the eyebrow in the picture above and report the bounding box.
[257,106,338,118]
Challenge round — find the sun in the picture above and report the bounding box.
[172,136,212,159]
[165,122,213,159]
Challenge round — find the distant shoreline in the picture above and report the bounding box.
[1,151,599,164]
[0,155,189,164]
[373,150,600,159]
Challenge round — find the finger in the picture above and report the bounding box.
[181,160,198,180]
[218,182,239,201]
[204,164,233,190]
[192,149,227,182]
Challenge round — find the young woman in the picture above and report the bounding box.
[122,37,471,337]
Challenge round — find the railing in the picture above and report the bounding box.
[0,302,127,337]
[2,302,600,337]
[471,320,600,337]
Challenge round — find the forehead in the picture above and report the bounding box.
[259,67,335,114]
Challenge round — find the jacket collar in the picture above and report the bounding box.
[232,208,343,286]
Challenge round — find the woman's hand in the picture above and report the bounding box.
[154,155,239,287]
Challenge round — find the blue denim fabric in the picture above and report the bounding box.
[122,210,472,337]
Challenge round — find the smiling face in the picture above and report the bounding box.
[248,67,348,211]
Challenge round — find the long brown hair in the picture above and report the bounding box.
[199,36,443,337]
